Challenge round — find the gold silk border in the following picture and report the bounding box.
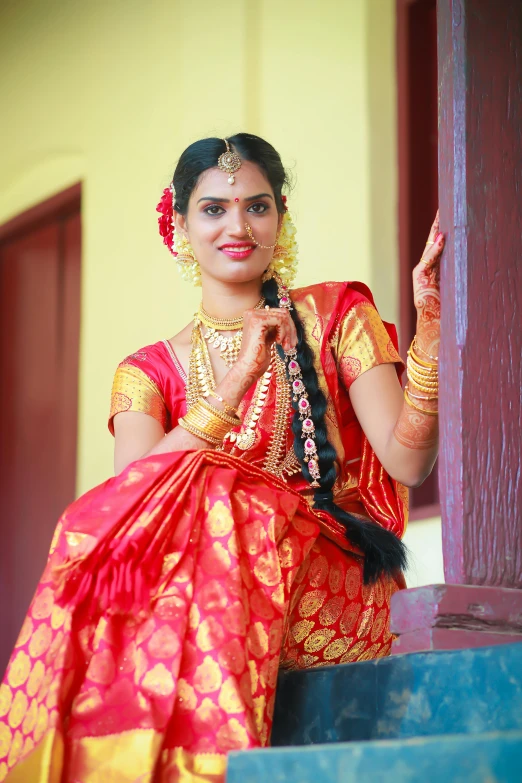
[335,302,404,390]
[3,729,62,782]
[109,364,167,434]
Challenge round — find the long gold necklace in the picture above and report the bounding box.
[196,298,264,368]
[186,299,294,466]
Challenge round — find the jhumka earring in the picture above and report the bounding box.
[173,232,201,286]
[218,139,242,184]
[176,235,196,266]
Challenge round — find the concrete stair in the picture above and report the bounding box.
[226,642,522,782]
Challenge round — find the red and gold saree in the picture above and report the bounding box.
[0,281,408,782]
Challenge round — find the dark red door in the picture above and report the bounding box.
[0,189,81,673]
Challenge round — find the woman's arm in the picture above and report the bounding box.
[349,214,443,489]
[349,325,439,489]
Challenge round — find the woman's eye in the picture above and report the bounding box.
[204,205,225,216]
[247,203,269,214]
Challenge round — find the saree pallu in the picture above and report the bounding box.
[0,450,401,782]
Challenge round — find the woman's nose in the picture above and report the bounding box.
[226,208,248,238]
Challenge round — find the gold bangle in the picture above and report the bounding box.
[405,385,438,401]
[407,360,438,378]
[198,396,240,426]
[407,365,439,383]
[408,346,438,370]
[407,375,439,394]
[409,342,438,367]
[404,389,438,416]
[183,402,235,441]
[178,417,224,445]
[407,366,439,385]
[413,337,439,363]
[204,391,239,418]
[407,361,438,381]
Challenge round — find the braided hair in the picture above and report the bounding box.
[172,133,407,584]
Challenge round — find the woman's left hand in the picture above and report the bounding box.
[412,210,444,317]
[411,210,444,357]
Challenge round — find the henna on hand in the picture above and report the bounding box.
[393,402,439,451]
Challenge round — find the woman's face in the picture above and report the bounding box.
[175,160,281,286]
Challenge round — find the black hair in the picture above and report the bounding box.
[173,133,288,216]
[171,133,407,584]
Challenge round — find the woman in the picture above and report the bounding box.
[0,134,443,782]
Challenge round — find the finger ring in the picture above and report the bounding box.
[425,241,435,245]
[420,257,430,265]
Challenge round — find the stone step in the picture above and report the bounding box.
[271,641,522,745]
[227,730,522,783]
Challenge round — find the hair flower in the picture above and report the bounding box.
[156,187,176,255]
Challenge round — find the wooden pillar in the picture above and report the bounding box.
[391,0,522,652]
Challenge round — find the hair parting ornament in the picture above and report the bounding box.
[217,138,243,184]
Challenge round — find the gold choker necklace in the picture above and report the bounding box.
[195,298,265,368]
[197,298,265,331]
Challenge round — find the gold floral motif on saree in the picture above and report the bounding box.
[333,302,403,388]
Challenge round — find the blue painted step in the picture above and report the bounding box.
[227,731,522,783]
[271,642,522,745]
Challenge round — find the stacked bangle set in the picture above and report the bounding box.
[179,392,241,445]
[405,338,438,416]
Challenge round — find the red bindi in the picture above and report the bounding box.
[234,198,239,202]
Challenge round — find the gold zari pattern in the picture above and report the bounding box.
[109,364,167,433]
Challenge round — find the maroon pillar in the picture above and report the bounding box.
[391,0,522,653]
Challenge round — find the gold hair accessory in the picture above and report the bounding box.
[218,139,242,185]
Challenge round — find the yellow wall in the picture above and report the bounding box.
[0,0,442,583]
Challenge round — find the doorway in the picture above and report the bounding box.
[0,184,81,673]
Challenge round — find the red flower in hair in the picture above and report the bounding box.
[156,187,176,255]
[282,195,288,212]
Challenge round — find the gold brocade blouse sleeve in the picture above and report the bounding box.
[108,364,167,435]
[334,301,405,391]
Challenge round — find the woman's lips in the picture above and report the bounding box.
[219,244,256,260]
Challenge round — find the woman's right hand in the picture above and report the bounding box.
[235,306,298,379]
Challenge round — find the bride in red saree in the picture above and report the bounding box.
[0,134,443,781]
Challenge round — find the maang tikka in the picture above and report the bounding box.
[218,139,242,184]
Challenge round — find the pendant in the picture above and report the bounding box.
[235,429,256,450]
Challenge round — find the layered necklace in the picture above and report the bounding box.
[186,298,264,410]
[197,299,264,368]
[186,298,290,458]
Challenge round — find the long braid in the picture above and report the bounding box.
[261,277,408,584]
